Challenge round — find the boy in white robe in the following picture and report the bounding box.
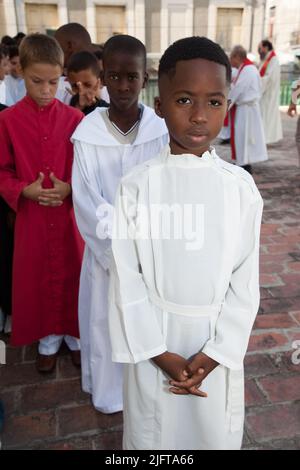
[71,35,168,414]
[229,45,268,174]
[109,37,263,450]
[4,46,26,106]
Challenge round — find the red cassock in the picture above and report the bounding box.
[0,96,84,346]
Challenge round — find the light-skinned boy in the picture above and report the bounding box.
[0,34,84,372]
[67,50,108,115]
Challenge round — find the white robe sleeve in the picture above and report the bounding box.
[72,140,112,270]
[229,66,261,106]
[109,179,167,364]
[228,71,249,106]
[202,182,263,370]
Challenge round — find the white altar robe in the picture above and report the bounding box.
[109,146,263,449]
[4,75,26,106]
[71,105,168,413]
[259,52,283,144]
[229,63,268,166]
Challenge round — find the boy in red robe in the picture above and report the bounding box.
[0,33,84,373]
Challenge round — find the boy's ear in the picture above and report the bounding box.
[154,96,163,118]
[142,71,149,89]
[67,40,73,52]
[227,99,232,111]
[100,70,106,86]
[96,77,103,89]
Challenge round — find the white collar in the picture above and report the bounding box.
[71,104,168,146]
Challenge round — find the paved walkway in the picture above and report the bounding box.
[0,113,299,450]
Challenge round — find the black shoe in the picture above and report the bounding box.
[241,164,252,174]
[219,138,231,145]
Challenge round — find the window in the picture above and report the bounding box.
[25,2,58,34]
[95,5,126,44]
[168,4,187,45]
[216,8,243,52]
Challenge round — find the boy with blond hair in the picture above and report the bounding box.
[0,34,84,372]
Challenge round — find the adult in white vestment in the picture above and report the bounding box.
[258,40,282,144]
[229,46,268,172]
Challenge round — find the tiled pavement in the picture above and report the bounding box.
[0,113,299,450]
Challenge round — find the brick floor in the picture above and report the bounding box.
[0,113,299,450]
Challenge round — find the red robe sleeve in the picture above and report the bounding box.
[0,117,28,212]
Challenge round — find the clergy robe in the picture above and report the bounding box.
[0,96,84,346]
[259,52,283,144]
[229,62,268,166]
[109,146,263,450]
[71,105,168,414]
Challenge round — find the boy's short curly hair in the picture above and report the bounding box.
[67,51,100,78]
[103,34,146,69]
[159,36,231,85]
[19,33,63,70]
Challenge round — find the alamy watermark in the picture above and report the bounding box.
[291,340,300,365]
[96,198,205,251]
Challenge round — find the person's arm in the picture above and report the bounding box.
[228,67,253,106]
[287,79,300,117]
[168,352,217,397]
[108,177,168,364]
[201,179,263,370]
[152,351,191,383]
[71,140,113,270]
[288,102,297,117]
[0,119,29,211]
[37,173,71,206]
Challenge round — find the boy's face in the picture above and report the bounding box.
[67,68,101,95]
[155,58,228,156]
[10,55,22,79]
[103,52,148,111]
[0,54,10,80]
[22,62,62,107]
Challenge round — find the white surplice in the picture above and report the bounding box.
[109,146,263,449]
[55,76,72,105]
[259,52,283,144]
[71,105,168,413]
[4,75,26,106]
[0,80,6,104]
[229,63,268,166]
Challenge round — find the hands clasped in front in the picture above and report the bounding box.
[152,351,219,397]
[22,172,71,207]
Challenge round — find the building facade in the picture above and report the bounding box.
[1,0,299,63]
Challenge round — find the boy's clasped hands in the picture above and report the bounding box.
[153,351,219,397]
[22,172,71,207]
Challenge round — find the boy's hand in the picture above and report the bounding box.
[77,81,99,110]
[169,352,219,397]
[287,102,297,117]
[38,173,71,207]
[22,172,46,202]
[152,351,189,382]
